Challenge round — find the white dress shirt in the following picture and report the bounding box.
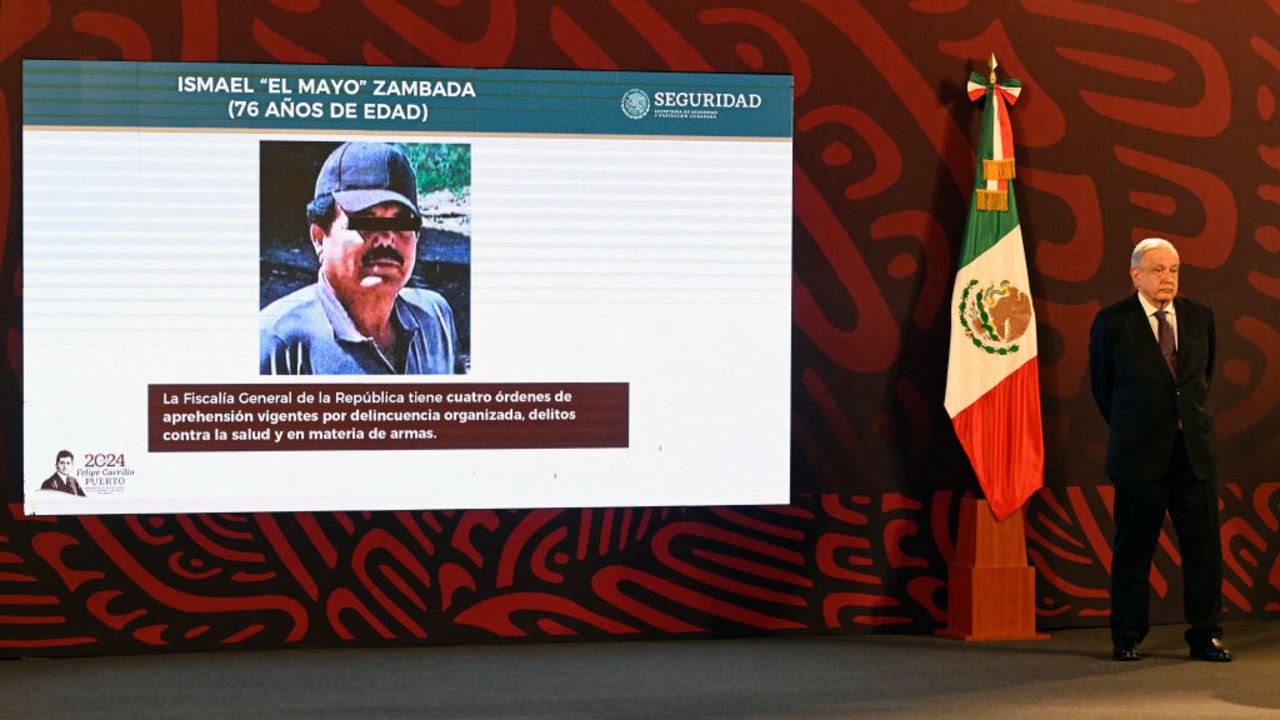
[1137,292,1177,351]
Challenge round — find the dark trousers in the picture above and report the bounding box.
[1110,434,1223,646]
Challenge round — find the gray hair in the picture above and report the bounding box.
[1131,237,1178,268]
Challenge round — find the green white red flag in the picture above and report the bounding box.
[943,70,1044,521]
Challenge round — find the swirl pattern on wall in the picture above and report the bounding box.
[2,1,1278,655]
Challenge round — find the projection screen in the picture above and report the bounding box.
[22,60,793,515]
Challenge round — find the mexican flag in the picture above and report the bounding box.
[943,70,1044,521]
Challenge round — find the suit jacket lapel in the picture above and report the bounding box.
[1173,296,1190,379]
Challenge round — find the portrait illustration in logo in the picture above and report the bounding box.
[620,88,650,119]
[40,449,86,497]
[958,279,1032,356]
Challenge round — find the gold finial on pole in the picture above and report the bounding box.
[988,53,999,84]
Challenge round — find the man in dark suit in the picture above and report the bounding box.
[1089,237,1230,662]
[40,450,86,497]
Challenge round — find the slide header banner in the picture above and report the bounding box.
[24,60,793,137]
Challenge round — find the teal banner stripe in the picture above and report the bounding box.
[24,60,793,138]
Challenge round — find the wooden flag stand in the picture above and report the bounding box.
[936,495,1048,641]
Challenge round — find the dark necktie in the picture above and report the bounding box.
[1155,310,1176,376]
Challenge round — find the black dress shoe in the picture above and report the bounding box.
[1113,642,1141,661]
[1189,638,1233,662]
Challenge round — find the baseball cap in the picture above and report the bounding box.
[314,142,419,215]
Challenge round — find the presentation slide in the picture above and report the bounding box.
[22,60,793,515]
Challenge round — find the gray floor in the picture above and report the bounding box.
[3,620,1277,719]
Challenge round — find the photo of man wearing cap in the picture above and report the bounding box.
[260,142,465,375]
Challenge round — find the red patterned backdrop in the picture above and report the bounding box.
[1,0,1278,656]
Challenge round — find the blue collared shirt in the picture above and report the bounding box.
[260,276,463,375]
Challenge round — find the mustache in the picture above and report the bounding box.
[361,245,405,267]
